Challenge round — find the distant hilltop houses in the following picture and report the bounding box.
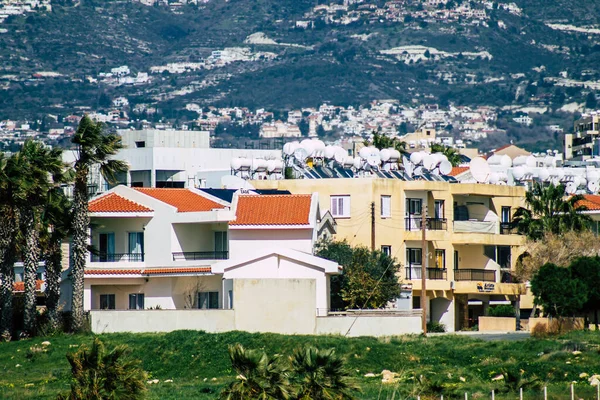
[0,101,579,153]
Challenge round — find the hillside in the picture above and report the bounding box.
[1,0,600,118]
[2,330,600,399]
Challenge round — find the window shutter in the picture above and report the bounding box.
[331,197,338,216]
[343,196,350,217]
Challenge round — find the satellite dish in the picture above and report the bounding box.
[300,139,315,156]
[469,157,491,183]
[294,148,308,162]
[221,175,256,190]
[589,181,600,194]
[283,142,295,156]
[587,170,600,182]
[538,169,550,182]
[512,166,525,180]
[571,176,581,187]
[324,145,336,159]
[380,149,391,162]
[334,148,347,164]
[342,156,354,169]
[500,155,512,168]
[353,157,362,170]
[367,154,380,168]
[413,166,424,176]
[566,182,577,195]
[312,140,326,157]
[359,146,371,159]
[579,177,587,187]
[489,172,499,184]
[439,160,452,175]
[410,152,423,165]
[388,149,401,162]
[423,154,436,170]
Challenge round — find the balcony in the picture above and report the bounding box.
[172,251,229,261]
[405,267,447,280]
[91,253,144,263]
[405,217,447,231]
[500,222,518,235]
[454,269,496,282]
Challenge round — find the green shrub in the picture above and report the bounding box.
[427,321,446,333]
[487,305,515,317]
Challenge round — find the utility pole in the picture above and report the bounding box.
[421,207,427,336]
[370,202,375,251]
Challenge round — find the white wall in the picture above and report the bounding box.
[229,229,313,256]
[315,316,422,337]
[430,297,455,332]
[221,255,329,315]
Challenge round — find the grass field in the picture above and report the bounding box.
[1,330,600,399]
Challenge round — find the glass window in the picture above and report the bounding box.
[330,195,351,218]
[380,195,391,218]
[406,198,422,215]
[501,206,511,223]
[214,231,228,258]
[381,245,391,256]
[198,292,219,309]
[128,232,144,261]
[100,294,116,310]
[434,200,445,219]
[99,233,115,261]
[407,248,422,266]
[128,293,145,310]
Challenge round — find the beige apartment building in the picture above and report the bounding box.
[253,177,530,331]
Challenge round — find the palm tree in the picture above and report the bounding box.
[14,141,65,335]
[0,153,20,340]
[58,337,147,400]
[40,188,72,331]
[220,344,290,400]
[364,130,407,155]
[70,116,127,332]
[513,182,591,240]
[429,143,461,167]
[290,346,359,400]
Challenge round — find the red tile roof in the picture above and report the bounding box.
[89,192,153,213]
[144,267,211,275]
[84,267,212,276]
[135,188,225,213]
[575,195,600,211]
[449,166,470,177]
[13,280,44,293]
[85,269,143,276]
[231,195,312,226]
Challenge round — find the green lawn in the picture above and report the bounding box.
[1,330,600,399]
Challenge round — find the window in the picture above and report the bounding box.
[484,245,496,261]
[454,250,459,270]
[330,195,351,218]
[407,248,422,266]
[497,246,511,269]
[198,291,219,309]
[135,141,146,148]
[128,293,145,310]
[99,233,115,262]
[380,195,391,218]
[100,294,116,310]
[406,198,422,215]
[381,245,391,256]
[214,231,228,257]
[435,249,445,269]
[434,200,445,219]
[128,232,144,261]
[501,206,511,223]
[228,290,234,309]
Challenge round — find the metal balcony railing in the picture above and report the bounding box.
[500,222,518,235]
[91,253,144,262]
[405,267,447,280]
[404,217,447,231]
[454,269,496,282]
[172,251,229,261]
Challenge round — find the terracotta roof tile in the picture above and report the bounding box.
[89,193,153,213]
[135,188,225,213]
[231,195,312,226]
[14,280,44,293]
[449,166,470,177]
[576,195,600,211]
[85,269,143,276]
[144,267,211,275]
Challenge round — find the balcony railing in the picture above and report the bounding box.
[405,267,447,280]
[454,269,496,282]
[405,217,447,231]
[172,251,229,261]
[91,253,144,262]
[500,222,518,235]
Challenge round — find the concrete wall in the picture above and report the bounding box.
[478,316,516,332]
[90,278,423,337]
[233,279,316,335]
[229,229,313,255]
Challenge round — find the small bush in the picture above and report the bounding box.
[487,305,515,317]
[531,322,548,338]
[427,321,446,333]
